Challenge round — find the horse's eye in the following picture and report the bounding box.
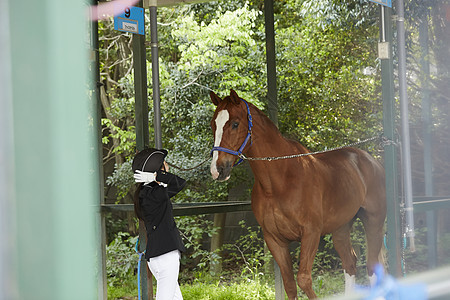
[232,122,239,129]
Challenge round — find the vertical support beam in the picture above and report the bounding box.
[264,0,283,298]
[148,5,161,296]
[264,0,278,127]
[419,14,437,269]
[149,5,162,149]
[379,5,402,277]
[419,16,432,204]
[133,14,150,151]
[263,0,283,297]
[90,1,108,298]
[396,0,415,252]
[274,260,285,300]
[9,0,98,298]
[0,1,17,298]
[133,1,150,299]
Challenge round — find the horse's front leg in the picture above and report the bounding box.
[263,232,298,300]
[297,230,321,299]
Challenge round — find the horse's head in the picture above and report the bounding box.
[210,89,252,181]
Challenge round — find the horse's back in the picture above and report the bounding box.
[317,147,384,189]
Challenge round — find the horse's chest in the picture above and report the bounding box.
[251,182,324,240]
[252,196,311,241]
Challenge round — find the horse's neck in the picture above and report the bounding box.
[247,107,308,157]
[245,106,310,186]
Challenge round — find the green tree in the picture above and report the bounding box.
[99,3,264,269]
[276,0,382,152]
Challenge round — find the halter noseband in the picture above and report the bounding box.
[211,99,253,166]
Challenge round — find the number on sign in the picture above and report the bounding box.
[125,7,131,18]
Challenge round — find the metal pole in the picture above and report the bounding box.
[264,0,278,127]
[132,2,150,299]
[133,3,150,151]
[91,1,108,297]
[0,0,18,298]
[419,13,437,269]
[380,5,402,277]
[264,0,283,298]
[396,0,415,252]
[149,5,162,149]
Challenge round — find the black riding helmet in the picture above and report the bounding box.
[132,148,168,173]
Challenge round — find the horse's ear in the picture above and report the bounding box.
[229,89,240,105]
[210,91,222,106]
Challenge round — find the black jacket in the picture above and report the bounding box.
[138,170,187,259]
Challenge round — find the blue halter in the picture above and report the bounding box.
[211,99,253,166]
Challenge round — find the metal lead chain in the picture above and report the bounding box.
[240,135,382,162]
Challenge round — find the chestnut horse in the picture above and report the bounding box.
[209,90,386,299]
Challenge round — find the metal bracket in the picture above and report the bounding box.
[378,42,390,60]
[143,0,157,8]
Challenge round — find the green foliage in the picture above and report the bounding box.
[106,160,134,200]
[106,232,138,287]
[438,232,450,266]
[403,224,450,274]
[181,280,275,300]
[222,220,271,280]
[171,4,263,100]
[105,213,129,243]
[101,120,135,154]
[312,234,339,272]
[176,215,218,271]
[277,0,382,152]
[107,271,344,300]
[107,283,138,300]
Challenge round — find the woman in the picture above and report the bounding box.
[132,148,186,300]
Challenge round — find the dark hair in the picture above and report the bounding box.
[133,184,144,220]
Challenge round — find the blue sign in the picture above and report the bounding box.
[114,5,144,35]
[368,0,392,7]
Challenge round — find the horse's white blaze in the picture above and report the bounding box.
[211,109,229,179]
[344,271,355,295]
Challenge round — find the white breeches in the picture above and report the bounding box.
[147,250,183,300]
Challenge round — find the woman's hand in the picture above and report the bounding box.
[134,170,156,184]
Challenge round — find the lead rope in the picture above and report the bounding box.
[135,238,146,300]
[166,155,210,171]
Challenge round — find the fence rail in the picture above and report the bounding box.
[101,201,252,216]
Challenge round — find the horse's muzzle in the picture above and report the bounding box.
[210,161,232,181]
